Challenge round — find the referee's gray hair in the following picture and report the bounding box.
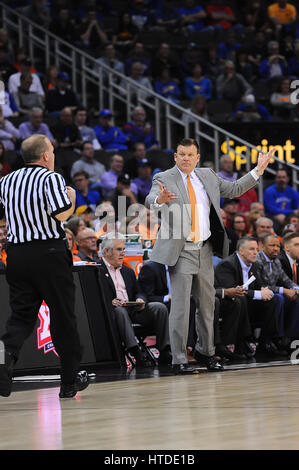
[21,134,50,163]
[101,232,126,253]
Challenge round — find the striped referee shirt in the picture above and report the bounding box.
[0,165,72,243]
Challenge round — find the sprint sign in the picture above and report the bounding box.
[37,301,58,356]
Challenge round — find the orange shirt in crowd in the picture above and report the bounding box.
[268,2,297,23]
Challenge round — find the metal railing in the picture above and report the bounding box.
[1,2,299,199]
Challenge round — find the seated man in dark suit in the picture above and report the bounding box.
[278,232,299,284]
[215,236,283,357]
[98,233,171,366]
[138,260,225,362]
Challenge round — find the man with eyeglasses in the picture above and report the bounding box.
[98,233,171,367]
[76,228,99,263]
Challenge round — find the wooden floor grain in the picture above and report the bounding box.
[1,365,299,450]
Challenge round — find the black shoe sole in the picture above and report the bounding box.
[0,366,12,397]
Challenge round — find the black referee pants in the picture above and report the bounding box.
[2,239,82,384]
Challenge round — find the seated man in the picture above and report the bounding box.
[278,232,299,284]
[13,73,44,115]
[130,158,153,204]
[70,141,105,188]
[50,107,82,152]
[215,236,282,356]
[76,227,99,263]
[123,106,158,151]
[105,173,137,221]
[0,105,20,150]
[255,234,299,340]
[93,109,128,151]
[98,233,171,366]
[18,107,55,143]
[100,154,124,197]
[73,171,101,213]
[73,107,101,150]
[45,71,80,114]
[263,169,299,227]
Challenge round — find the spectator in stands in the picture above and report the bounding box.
[217,30,241,61]
[235,49,255,83]
[70,141,105,187]
[73,107,101,150]
[100,154,125,197]
[76,227,99,263]
[0,28,15,64]
[151,43,180,81]
[75,204,96,230]
[120,61,153,102]
[154,0,181,33]
[154,66,181,104]
[234,173,259,215]
[73,170,101,213]
[98,233,171,366]
[75,0,112,21]
[106,173,137,221]
[76,7,107,52]
[50,106,82,152]
[112,12,139,52]
[182,95,209,124]
[246,30,268,70]
[250,202,265,216]
[252,216,275,239]
[0,45,17,85]
[131,158,153,204]
[22,0,50,27]
[215,236,282,357]
[0,141,12,177]
[124,41,151,77]
[123,106,158,150]
[205,44,225,86]
[93,109,128,151]
[279,232,299,283]
[270,77,298,121]
[43,65,59,91]
[49,7,76,43]
[216,60,252,105]
[222,199,239,228]
[263,169,299,225]
[179,42,205,80]
[8,58,44,100]
[288,39,299,78]
[18,107,55,143]
[12,48,36,74]
[45,71,81,114]
[65,215,87,238]
[0,105,20,150]
[230,213,247,240]
[218,154,238,182]
[12,73,43,116]
[177,0,209,34]
[2,89,19,118]
[259,40,288,81]
[206,0,243,34]
[267,0,297,39]
[230,94,271,122]
[93,42,125,84]
[123,141,146,179]
[242,0,270,33]
[128,0,152,31]
[184,63,212,100]
[65,227,81,263]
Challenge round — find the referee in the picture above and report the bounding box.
[0,134,89,398]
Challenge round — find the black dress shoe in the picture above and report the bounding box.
[0,352,15,397]
[257,341,288,357]
[59,370,90,399]
[172,364,197,375]
[194,350,224,371]
[215,345,246,361]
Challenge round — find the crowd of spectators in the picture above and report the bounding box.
[0,0,299,367]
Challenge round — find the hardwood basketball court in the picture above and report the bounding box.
[1,361,299,450]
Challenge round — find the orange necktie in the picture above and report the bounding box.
[187,174,200,243]
[293,262,297,283]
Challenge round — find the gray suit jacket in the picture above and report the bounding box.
[145,165,257,266]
